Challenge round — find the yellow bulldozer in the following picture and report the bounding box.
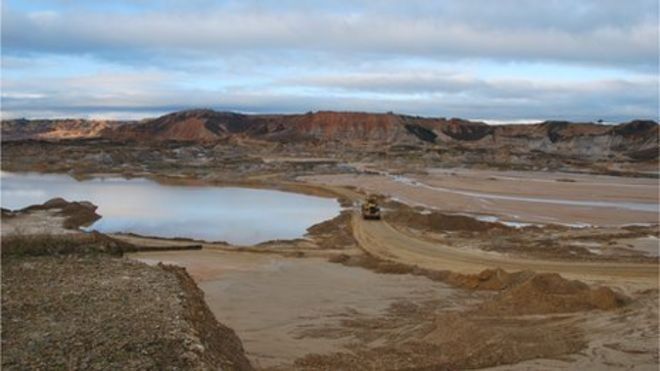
[361,195,381,220]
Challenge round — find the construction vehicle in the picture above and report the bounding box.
[361,195,381,220]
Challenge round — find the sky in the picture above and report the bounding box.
[1,0,658,122]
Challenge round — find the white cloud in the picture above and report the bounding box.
[2,2,657,69]
[1,0,657,120]
[27,10,60,24]
[2,68,657,121]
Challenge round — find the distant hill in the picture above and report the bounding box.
[2,109,658,161]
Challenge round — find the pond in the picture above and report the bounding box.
[0,172,341,244]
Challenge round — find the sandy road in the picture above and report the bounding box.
[304,182,658,286]
[351,213,658,285]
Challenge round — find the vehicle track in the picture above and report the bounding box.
[351,212,658,285]
[301,183,658,285]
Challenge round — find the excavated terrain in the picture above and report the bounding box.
[1,110,658,370]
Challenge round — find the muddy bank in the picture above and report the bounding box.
[1,235,254,370]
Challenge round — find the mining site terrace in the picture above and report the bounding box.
[1,109,659,370]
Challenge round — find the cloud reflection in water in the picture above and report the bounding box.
[1,172,341,244]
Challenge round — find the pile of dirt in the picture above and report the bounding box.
[481,273,628,315]
[160,264,254,370]
[329,253,523,290]
[329,253,628,315]
[294,259,633,370]
[385,205,511,233]
[1,236,254,370]
[331,254,530,290]
[444,268,534,290]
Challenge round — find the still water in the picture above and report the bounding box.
[0,172,341,244]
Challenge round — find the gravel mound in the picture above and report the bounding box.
[2,252,253,370]
[444,268,534,290]
[480,273,628,315]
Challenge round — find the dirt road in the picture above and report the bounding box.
[303,181,658,287]
[352,213,658,286]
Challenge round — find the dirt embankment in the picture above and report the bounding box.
[1,234,254,371]
[384,203,511,233]
[1,232,135,257]
[160,264,254,370]
[331,252,627,315]
[477,271,627,315]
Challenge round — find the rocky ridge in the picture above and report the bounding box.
[2,110,657,162]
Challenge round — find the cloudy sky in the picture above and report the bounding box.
[1,0,658,122]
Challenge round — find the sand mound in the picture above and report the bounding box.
[385,206,510,232]
[481,273,627,315]
[445,268,534,290]
[328,252,628,315]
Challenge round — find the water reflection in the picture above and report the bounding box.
[0,172,341,244]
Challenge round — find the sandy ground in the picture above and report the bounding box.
[351,212,658,290]
[301,168,659,226]
[485,290,659,371]
[129,248,659,370]
[129,249,470,369]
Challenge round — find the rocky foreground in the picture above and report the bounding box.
[1,204,254,371]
